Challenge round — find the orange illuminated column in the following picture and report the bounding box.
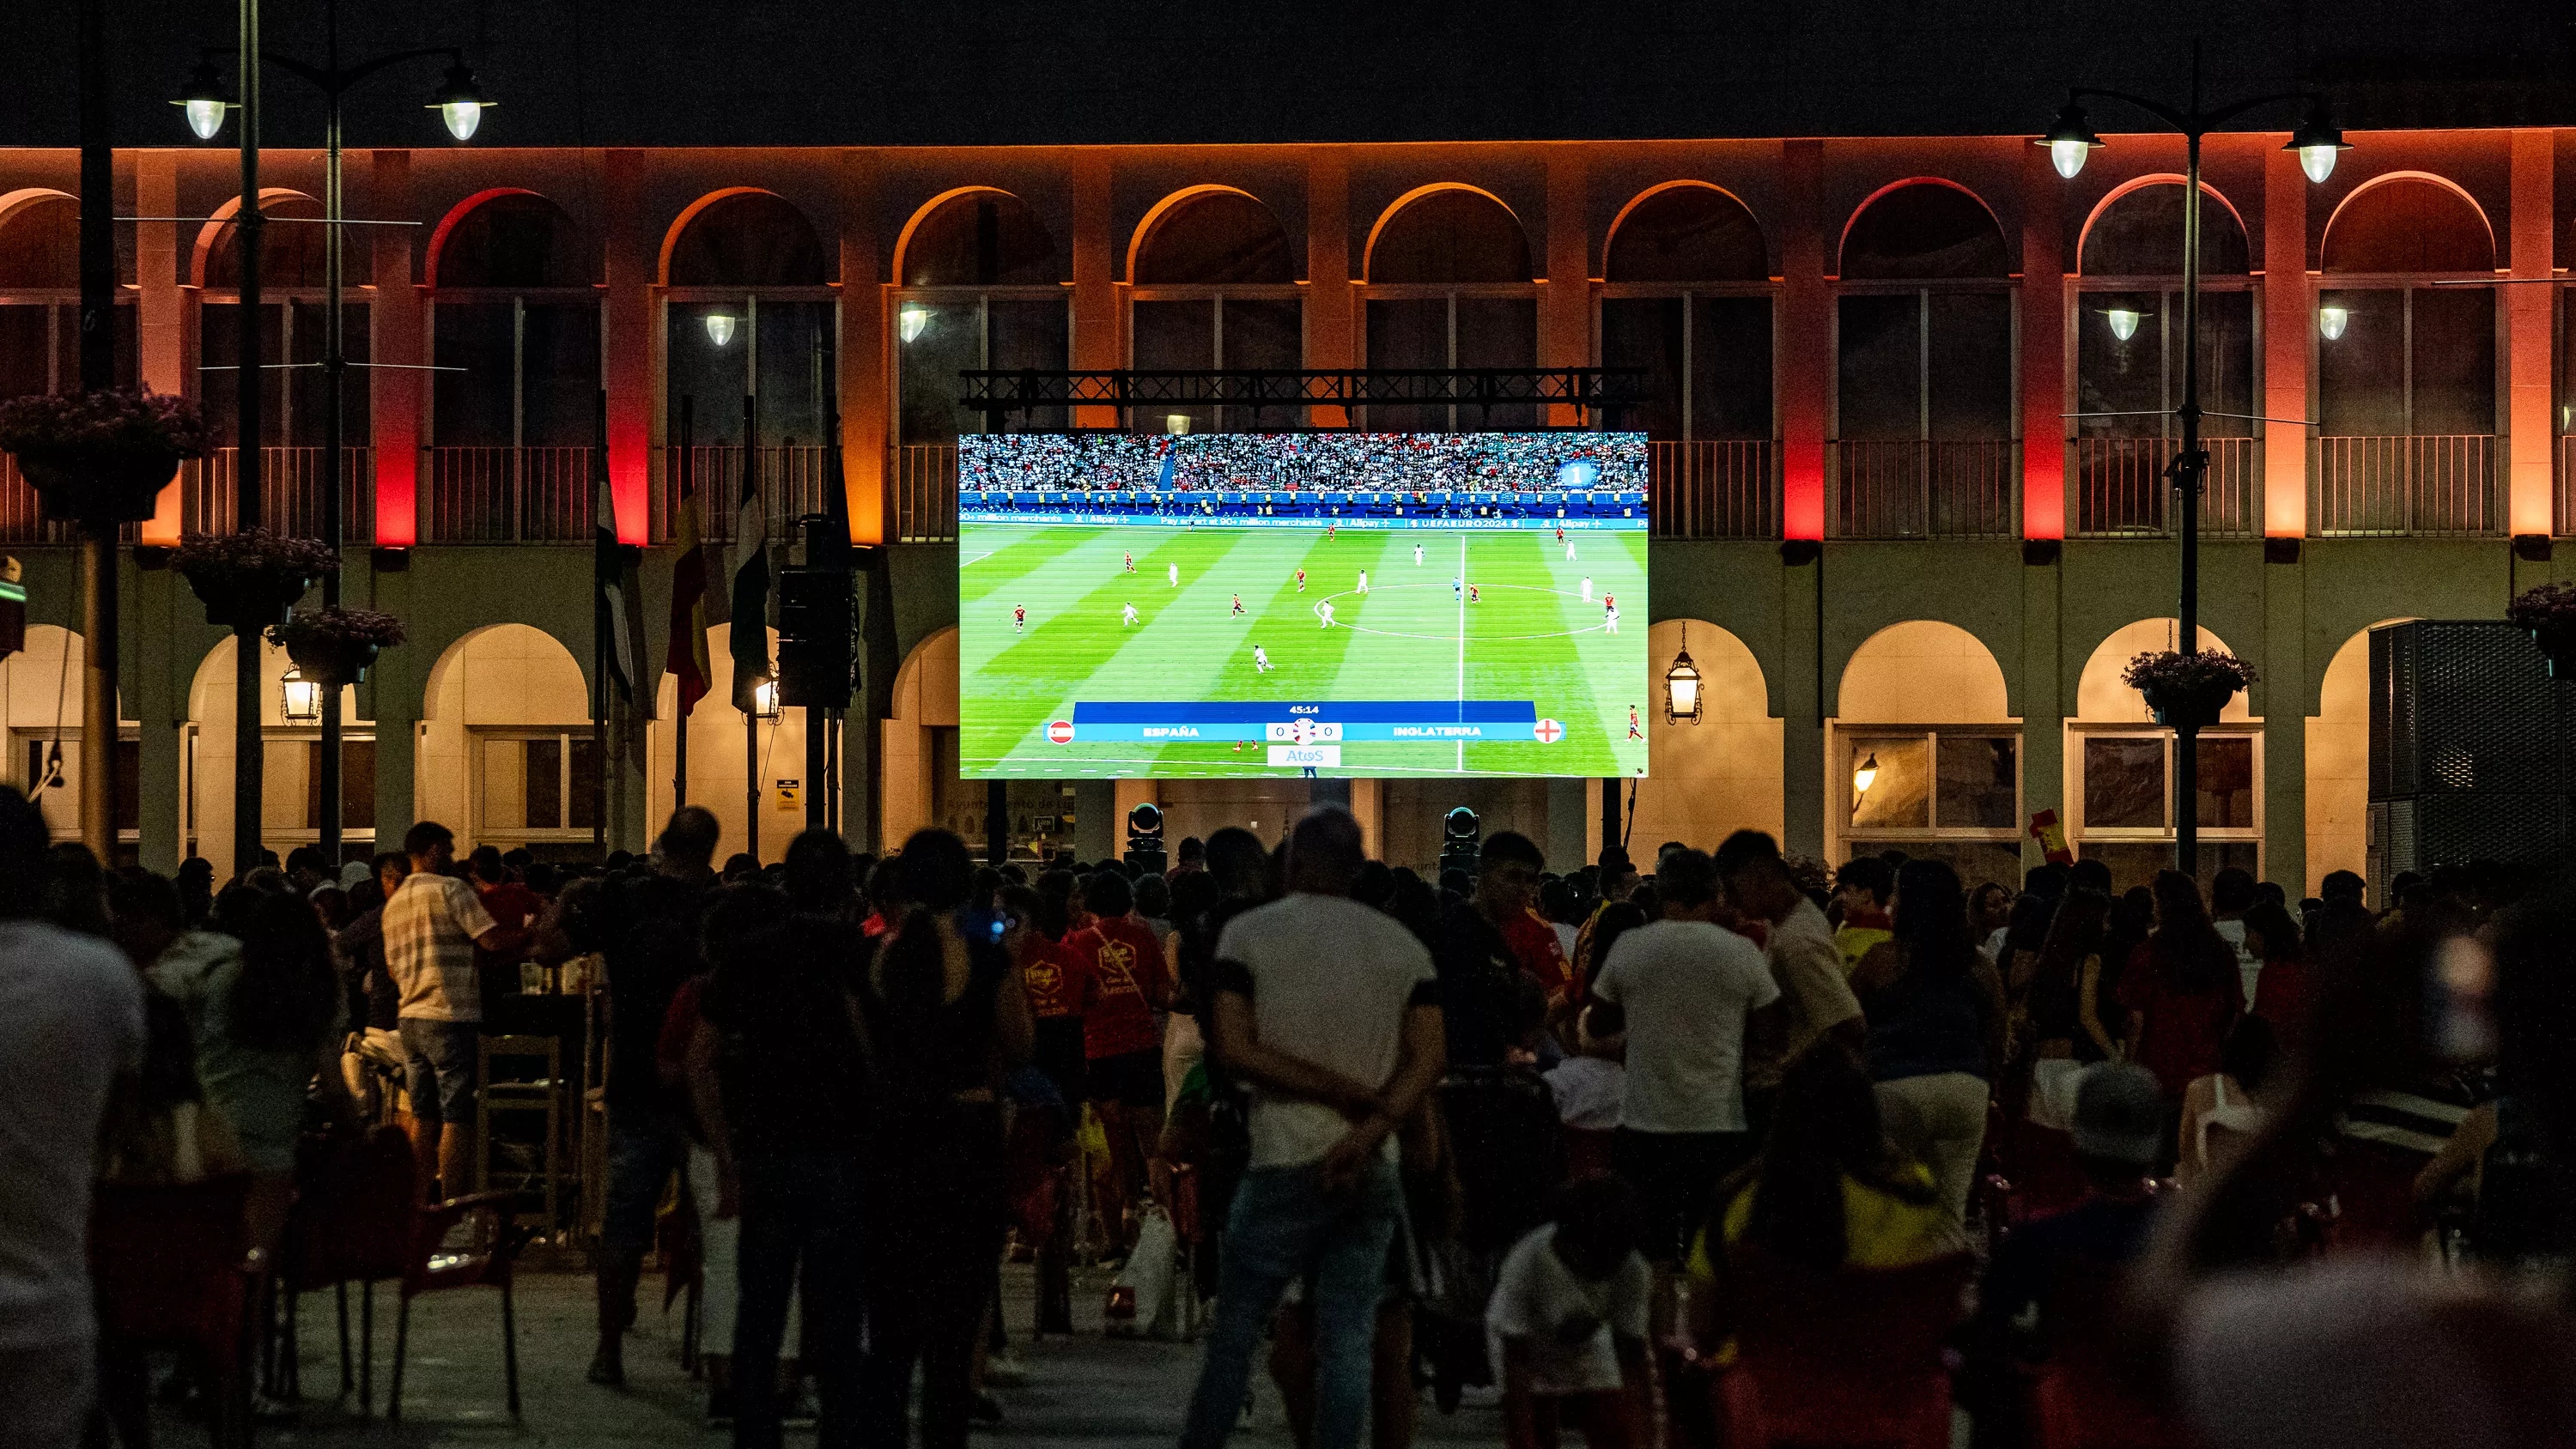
[1071,155,1118,431]
[2020,143,2066,539]
[839,151,884,544]
[2262,143,2310,538]
[368,149,421,546]
[1778,140,1829,541]
[1544,153,1590,428]
[601,150,653,544]
[2508,129,2555,538]
[135,154,186,543]
[1304,149,1353,427]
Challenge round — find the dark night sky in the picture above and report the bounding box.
[6,0,2573,151]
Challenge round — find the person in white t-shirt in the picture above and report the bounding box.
[1489,1174,1654,1449]
[0,789,147,1449]
[1589,847,1782,1262]
[1179,807,1444,1449]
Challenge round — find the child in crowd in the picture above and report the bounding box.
[1488,1174,1654,1449]
[1832,856,1895,974]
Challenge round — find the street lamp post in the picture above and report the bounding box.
[183,2,487,867]
[2042,49,2345,875]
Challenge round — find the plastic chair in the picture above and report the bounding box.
[275,1126,422,1413]
[388,1190,529,1422]
[91,1173,255,1449]
[2024,1255,2192,1449]
[1713,1252,1973,1449]
[476,1033,565,1228]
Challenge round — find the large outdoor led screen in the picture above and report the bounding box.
[958,432,1649,779]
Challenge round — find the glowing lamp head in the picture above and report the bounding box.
[703,312,738,348]
[280,668,322,724]
[897,304,930,343]
[2038,100,2102,179]
[174,60,233,140]
[1663,642,1703,725]
[1165,414,1192,435]
[2288,107,2348,184]
[2105,306,2142,343]
[751,676,781,723]
[1853,752,1880,796]
[2318,304,2349,342]
[428,63,492,141]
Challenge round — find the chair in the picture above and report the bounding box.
[91,1173,255,1449]
[389,1189,529,1422]
[2024,1255,2193,1449]
[1712,1252,1974,1449]
[275,1126,418,1413]
[477,1033,567,1229]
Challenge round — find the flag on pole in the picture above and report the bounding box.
[593,458,643,701]
[728,440,772,712]
[665,438,713,717]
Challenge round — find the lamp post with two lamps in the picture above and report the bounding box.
[2039,49,2347,875]
[178,3,489,869]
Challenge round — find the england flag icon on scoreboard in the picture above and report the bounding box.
[1534,718,1564,743]
[1046,719,1075,744]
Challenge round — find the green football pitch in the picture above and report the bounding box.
[959,521,1649,779]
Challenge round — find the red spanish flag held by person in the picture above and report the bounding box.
[665,436,713,718]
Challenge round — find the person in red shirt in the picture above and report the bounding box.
[1064,870,1174,1250]
[2120,870,2246,1161]
[1011,886,1090,1107]
[467,845,544,999]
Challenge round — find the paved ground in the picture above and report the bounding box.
[186,1264,1508,1448]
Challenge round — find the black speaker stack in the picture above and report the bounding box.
[2367,620,2572,894]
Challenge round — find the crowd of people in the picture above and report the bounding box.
[8,778,2576,1449]
[958,431,1650,495]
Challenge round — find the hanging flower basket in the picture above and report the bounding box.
[2506,582,2576,680]
[0,388,209,524]
[267,606,405,686]
[2123,649,2258,734]
[173,530,339,631]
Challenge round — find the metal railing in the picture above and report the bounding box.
[2069,436,2261,538]
[1649,440,1777,540]
[657,445,836,547]
[1830,440,2020,539]
[2312,435,2499,537]
[895,444,960,543]
[182,446,374,541]
[0,454,82,544]
[424,446,597,543]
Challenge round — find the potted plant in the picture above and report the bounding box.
[267,606,404,686]
[173,529,339,630]
[0,387,209,524]
[2123,648,2259,734]
[2507,582,2576,680]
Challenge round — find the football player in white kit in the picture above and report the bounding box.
[1252,643,1273,673]
[1580,576,1593,602]
[1318,600,1335,628]
[1168,561,1180,586]
[1358,569,1369,594]
[1603,598,1620,634]
[1121,602,1139,627]
[1413,543,1425,566]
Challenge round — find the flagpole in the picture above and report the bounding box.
[673,397,691,809]
[742,389,759,864]
[592,389,609,856]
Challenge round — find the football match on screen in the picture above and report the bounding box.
[957,432,1650,780]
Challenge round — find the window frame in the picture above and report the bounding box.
[1355,280,1543,432]
[422,284,607,450]
[887,283,1074,445]
[1828,278,2021,445]
[2066,722,2263,855]
[1594,279,1781,443]
[1830,724,2026,864]
[465,725,602,845]
[1123,282,1305,432]
[2310,276,2503,440]
[2066,273,2263,440]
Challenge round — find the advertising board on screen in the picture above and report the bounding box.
[958,432,1649,779]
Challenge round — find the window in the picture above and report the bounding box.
[475,731,600,839]
[1600,187,1772,443]
[2073,729,2259,891]
[1842,729,2021,887]
[1129,191,1301,433]
[0,193,138,403]
[430,193,599,449]
[1364,189,1537,430]
[18,734,137,837]
[896,191,1068,443]
[260,734,376,835]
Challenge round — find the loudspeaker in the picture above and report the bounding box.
[2366,620,2571,892]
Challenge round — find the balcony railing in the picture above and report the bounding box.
[182,446,374,541]
[2312,435,2499,537]
[656,445,836,547]
[1831,440,2019,539]
[2069,437,2261,538]
[424,446,597,543]
[0,454,82,544]
[1649,440,1777,540]
[895,444,959,543]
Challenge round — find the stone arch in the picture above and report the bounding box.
[2321,173,2496,273]
[2074,619,2250,722]
[0,189,79,288]
[413,623,594,849]
[1602,182,1768,282]
[2076,176,2251,276]
[2,624,136,840]
[2306,619,2413,894]
[425,188,593,288]
[880,625,960,847]
[1838,179,2010,280]
[893,188,1063,287]
[1127,185,1295,285]
[184,632,367,876]
[644,621,796,864]
[1363,184,1531,284]
[1625,619,1783,852]
[1836,620,2014,723]
[659,187,829,288]
[191,187,355,289]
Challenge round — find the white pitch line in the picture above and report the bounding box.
[1455,534,1467,773]
[959,550,996,566]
